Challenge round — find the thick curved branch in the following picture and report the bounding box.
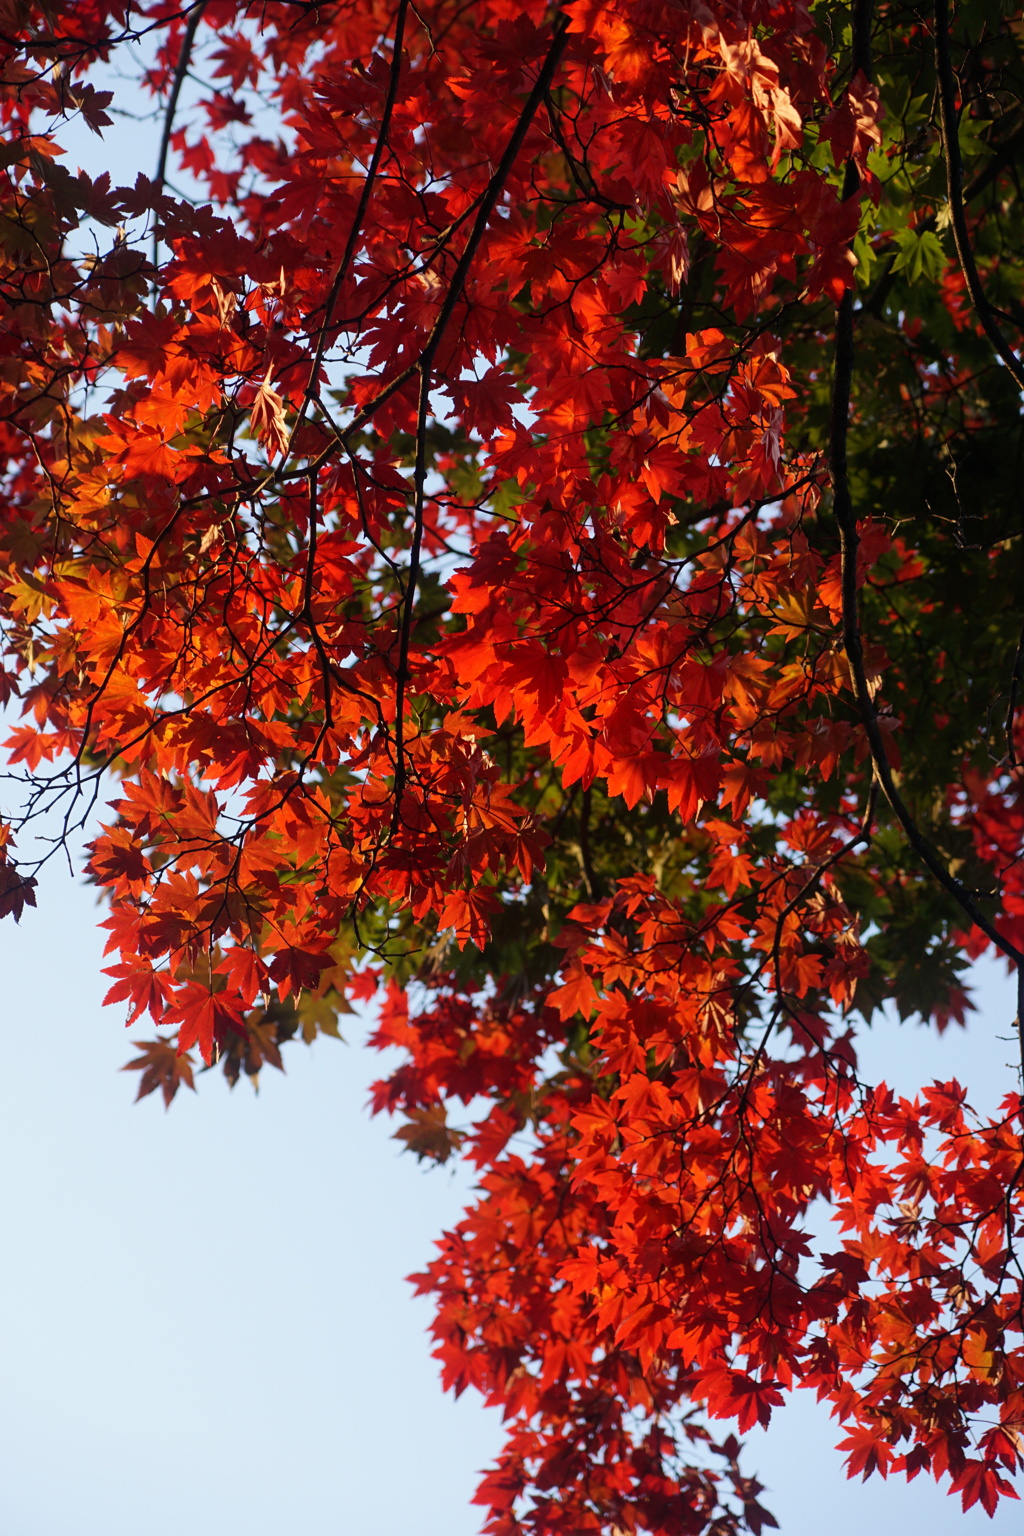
[832,316,1024,967]
[830,1,1024,1075]
[935,0,1024,392]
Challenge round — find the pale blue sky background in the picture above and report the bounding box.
[2,855,1022,1534]
[1,46,1021,1535]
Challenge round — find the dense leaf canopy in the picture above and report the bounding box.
[2,0,1024,1529]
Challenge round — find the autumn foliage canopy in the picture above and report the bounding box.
[4,0,1024,1528]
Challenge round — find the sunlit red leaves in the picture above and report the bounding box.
[268,943,332,1001]
[699,1372,785,1435]
[102,959,174,1025]
[98,422,193,483]
[838,1425,896,1482]
[950,1462,1020,1518]
[248,373,289,459]
[172,981,246,1062]
[90,823,152,897]
[820,70,884,172]
[435,885,501,950]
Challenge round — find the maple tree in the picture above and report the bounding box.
[4,0,1024,1527]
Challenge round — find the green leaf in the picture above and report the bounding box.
[890,226,947,285]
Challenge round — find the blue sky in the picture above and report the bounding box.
[2,858,1021,1535]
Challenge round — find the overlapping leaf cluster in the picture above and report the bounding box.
[2,0,1024,1530]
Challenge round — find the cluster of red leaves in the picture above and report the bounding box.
[376,889,1024,1530]
[1,0,1023,1531]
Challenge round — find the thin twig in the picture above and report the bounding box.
[390,363,431,833]
[769,783,879,1007]
[1005,616,1024,769]
[244,12,569,516]
[282,0,411,464]
[151,1,208,274]
[387,12,570,835]
[302,470,334,736]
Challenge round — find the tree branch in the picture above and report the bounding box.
[935,0,1024,392]
[830,1,1024,1076]
[388,11,570,835]
[151,1,208,272]
[283,0,411,463]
